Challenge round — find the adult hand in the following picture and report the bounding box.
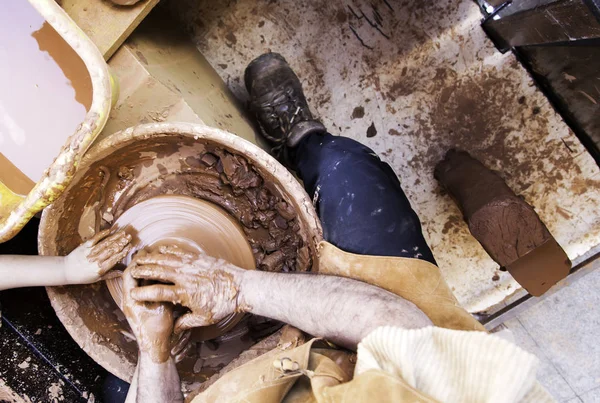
[64,229,132,285]
[129,245,244,334]
[122,265,174,363]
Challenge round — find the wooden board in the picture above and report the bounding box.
[60,0,159,60]
[100,11,260,146]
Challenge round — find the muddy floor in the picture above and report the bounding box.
[165,0,600,313]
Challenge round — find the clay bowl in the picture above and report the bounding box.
[38,122,323,386]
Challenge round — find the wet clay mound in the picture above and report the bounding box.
[435,150,570,296]
[62,139,310,273]
[435,149,551,265]
[39,123,322,388]
[106,195,257,346]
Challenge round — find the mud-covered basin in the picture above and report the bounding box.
[38,122,323,386]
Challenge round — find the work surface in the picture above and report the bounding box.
[168,0,600,314]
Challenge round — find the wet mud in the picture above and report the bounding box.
[46,135,312,386]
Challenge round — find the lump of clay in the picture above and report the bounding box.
[435,149,570,296]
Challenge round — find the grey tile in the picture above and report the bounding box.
[581,386,600,403]
[504,318,577,401]
[565,398,584,403]
[517,269,600,395]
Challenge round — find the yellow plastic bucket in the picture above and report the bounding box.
[0,0,113,242]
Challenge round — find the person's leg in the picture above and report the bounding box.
[292,132,436,264]
[101,373,129,403]
[244,52,435,264]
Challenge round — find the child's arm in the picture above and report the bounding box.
[0,229,132,291]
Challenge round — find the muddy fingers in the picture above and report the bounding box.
[98,243,132,273]
[88,228,112,247]
[132,253,189,268]
[130,264,179,284]
[121,265,175,363]
[157,245,196,261]
[175,313,212,334]
[88,230,131,261]
[131,284,181,304]
[99,270,124,281]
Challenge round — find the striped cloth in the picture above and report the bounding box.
[356,326,554,403]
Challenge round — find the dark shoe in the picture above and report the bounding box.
[244,53,326,158]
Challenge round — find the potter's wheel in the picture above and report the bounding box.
[107,195,255,341]
[40,124,322,385]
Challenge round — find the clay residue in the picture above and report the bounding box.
[435,149,551,266]
[351,106,365,119]
[403,66,591,201]
[441,214,462,235]
[435,150,571,295]
[0,379,32,403]
[61,140,310,273]
[366,122,377,138]
[48,381,64,402]
[0,153,34,196]
[48,136,312,384]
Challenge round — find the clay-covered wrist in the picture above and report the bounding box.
[235,268,259,314]
[216,264,244,315]
[138,340,171,364]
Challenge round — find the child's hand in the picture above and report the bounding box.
[64,229,133,285]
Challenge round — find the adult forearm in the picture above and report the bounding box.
[135,352,183,403]
[239,271,432,349]
[0,256,68,291]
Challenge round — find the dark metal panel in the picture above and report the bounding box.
[516,41,600,158]
[496,0,559,18]
[477,0,560,17]
[484,0,513,8]
[483,0,600,51]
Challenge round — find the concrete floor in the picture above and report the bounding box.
[167,0,600,315]
[504,268,600,402]
[164,2,600,399]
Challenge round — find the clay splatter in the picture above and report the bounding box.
[351,106,365,119]
[366,122,377,137]
[168,0,600,313]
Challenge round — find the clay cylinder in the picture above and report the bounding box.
[435,149,570,296]
[38,122,323,387]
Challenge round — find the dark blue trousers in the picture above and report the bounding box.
[293,132,436,265]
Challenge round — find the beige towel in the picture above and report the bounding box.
[356,326,555,403]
